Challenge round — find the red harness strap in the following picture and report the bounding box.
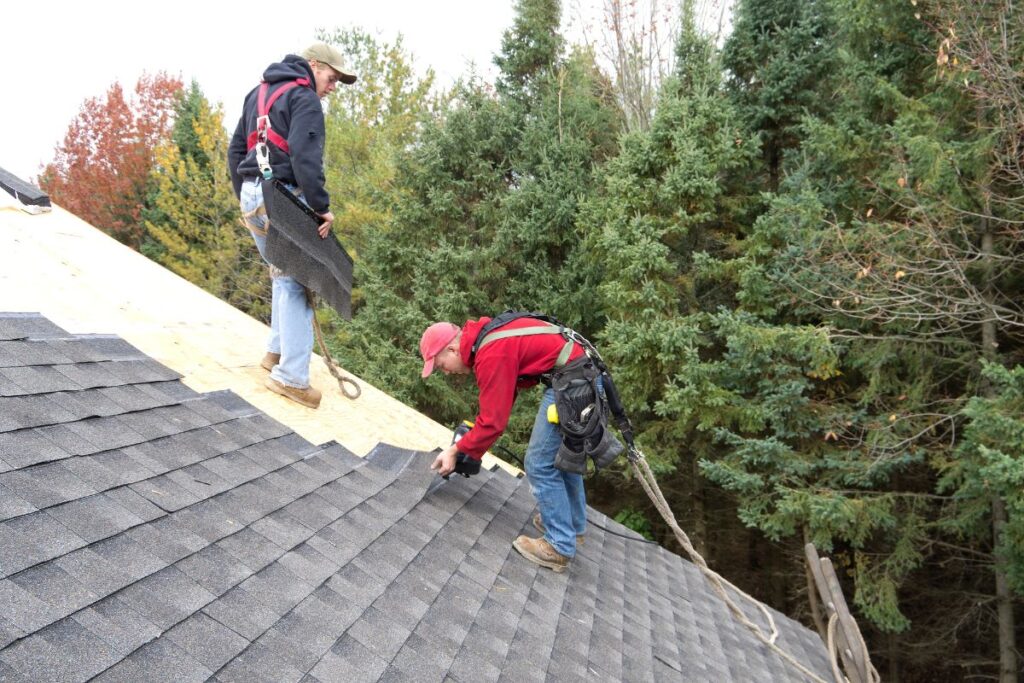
[245,78,311,154]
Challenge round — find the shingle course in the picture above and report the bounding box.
[0,314,67,341]
[0,319,834,683]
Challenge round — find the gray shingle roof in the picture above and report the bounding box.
[0,313,833,682]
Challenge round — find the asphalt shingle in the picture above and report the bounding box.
[164,612,250,672]
[0,462,97,509]
[47,495,143,544]
[0,313,67,341]
[0,395,77,432]
[201,585,281,642]
[0,483,37,522]
[0,340,73,367]
[0,318,835,683]
[0,366,81,395]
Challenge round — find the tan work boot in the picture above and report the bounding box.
[532,512,584,546]
[513,535,570,573]
[260,352,281,372]
[264,376,321,409]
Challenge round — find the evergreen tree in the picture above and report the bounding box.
[494,0,564,105]
[721,0,835,193]
[334,1,620,448]
[578,8,837,571]
[707,0,1024,677]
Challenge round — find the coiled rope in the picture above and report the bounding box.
[304,288,360,399]
[312,314,361,399]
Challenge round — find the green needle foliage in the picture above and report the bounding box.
[332,0,621,441]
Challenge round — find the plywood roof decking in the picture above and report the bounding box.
[0,202,467,463]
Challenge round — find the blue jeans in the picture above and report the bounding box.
[239,178,314,389]
[526,387,587,558]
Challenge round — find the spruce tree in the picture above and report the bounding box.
[721,0,835,193]
[712,0,1024,676]
[333,0,620,446]
[577,10,772,554]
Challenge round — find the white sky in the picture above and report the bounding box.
[1,0,731,184]
[0,0,520,182]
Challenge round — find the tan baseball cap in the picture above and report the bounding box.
[301,43,357,84]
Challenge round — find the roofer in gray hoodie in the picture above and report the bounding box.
[228,43,356,409]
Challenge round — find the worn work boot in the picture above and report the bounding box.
[513,535,570,573]
[532,513,584,546]
[260,352,281,372]
[264,376,321,409]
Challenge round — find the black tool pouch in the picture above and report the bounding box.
[551,357,623,474]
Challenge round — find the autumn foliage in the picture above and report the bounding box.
[39,73,183,247]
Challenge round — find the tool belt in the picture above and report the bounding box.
[551,355,623,474]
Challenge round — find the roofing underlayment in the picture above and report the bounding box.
[0,173,834,680]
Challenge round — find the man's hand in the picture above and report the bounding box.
[317,211,334,239]
[431,443,459,478]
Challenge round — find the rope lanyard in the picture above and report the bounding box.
[304,288,360,399]
[312,314,361,399]
[626,444,851,683]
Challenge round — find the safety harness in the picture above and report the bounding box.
[471,311,574,382]
[245,78,311,179]
[471,310,632,472]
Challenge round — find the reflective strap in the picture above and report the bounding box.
[477,324,575,369]
[553,340,573,369]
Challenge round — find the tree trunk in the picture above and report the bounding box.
[803,528,827,641]
[888,632,900,683]
[766,136,780,195]
[770,541,787,608]
[993,497,1017,683]
[981,211,1017,683]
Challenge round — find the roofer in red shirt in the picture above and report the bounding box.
[420,312,623,573]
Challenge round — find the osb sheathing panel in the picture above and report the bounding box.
[0,203,514,473]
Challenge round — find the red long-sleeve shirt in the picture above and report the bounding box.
[456,317,585,460]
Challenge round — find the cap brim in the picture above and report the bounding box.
[421,357,435,379]
[331,68,357,85]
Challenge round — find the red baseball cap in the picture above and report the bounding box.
[419,322,461,378]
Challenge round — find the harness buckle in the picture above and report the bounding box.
[255,115,270,142]
[254,139,273,179]
[254,114,273,178]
